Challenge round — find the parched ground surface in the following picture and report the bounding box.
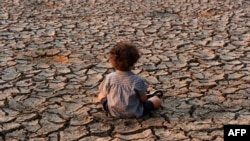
[0,0,249,140]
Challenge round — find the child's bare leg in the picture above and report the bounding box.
[148,96,161,109]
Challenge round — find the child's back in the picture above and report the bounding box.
[99,71,148,118]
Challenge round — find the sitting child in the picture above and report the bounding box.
[98,41,162,118]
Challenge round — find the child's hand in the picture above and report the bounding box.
[139,93,147,102]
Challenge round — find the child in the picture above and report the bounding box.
[98,41,162,118]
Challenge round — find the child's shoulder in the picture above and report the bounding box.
[106,72,116,77]
[105,72,117,80]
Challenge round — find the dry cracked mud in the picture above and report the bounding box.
[0,0,249,140]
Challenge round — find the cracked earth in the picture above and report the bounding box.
[0,0,249,140]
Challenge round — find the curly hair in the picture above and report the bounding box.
[109,42,140,71]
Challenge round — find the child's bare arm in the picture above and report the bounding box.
[98,92,106,102]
